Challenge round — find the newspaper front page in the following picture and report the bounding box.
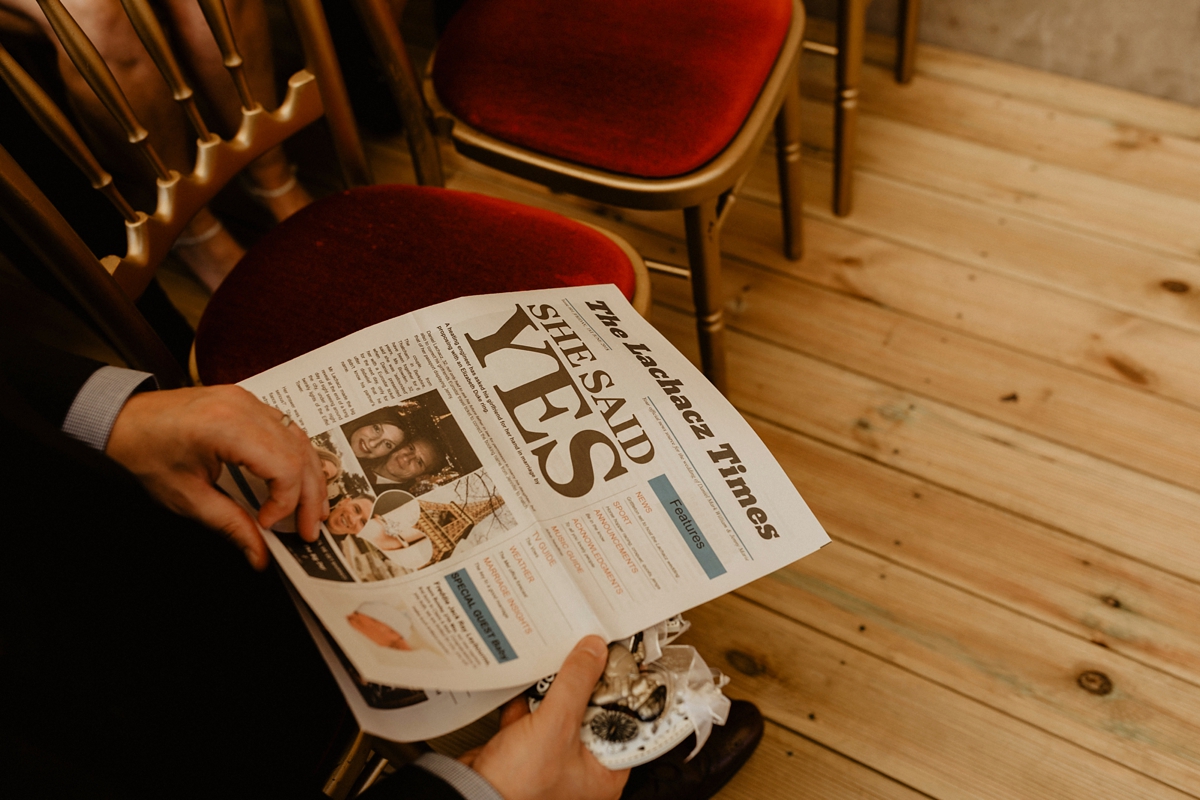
[227,285,829,694]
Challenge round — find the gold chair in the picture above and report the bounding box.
[0,0,649,391]
[420,0,808,395]
[323,732,429,799]
[809,0,921,216]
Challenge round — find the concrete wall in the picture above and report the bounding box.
[805,0,1200,107]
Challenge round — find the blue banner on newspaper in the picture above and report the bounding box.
[648,474,727,579]
[447,570,517,663]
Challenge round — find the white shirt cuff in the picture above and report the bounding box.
[414,752,505,800]
[61,366,156,451]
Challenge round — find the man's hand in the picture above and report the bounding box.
[106,385,328,569]
[461,636,629,800]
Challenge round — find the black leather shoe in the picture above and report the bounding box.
[620,700,764,800]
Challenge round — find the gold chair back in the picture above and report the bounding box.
[0,0,374,384]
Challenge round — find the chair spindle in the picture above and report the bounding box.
[195,0,259,111]
[833,0,866,216]
[285,0,371,187]
[773,75,804,260]
[0,43,139,222]
[119,0,215,142]
[35,0,172,181]
[350,0,443,187]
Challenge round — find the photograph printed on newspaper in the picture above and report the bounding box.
[225,284,829,692]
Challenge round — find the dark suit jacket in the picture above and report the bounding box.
[0,335,464,799]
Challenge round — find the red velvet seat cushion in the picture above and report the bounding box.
[432,0,793,179]
[194,184,635,385]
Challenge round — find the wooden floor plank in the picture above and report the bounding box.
[684,595,1190,800]
[716,202,1200,414]
[851,59,1200,204]
[753,158,1200,336]
[650,300,1200,687]
[717,721,929,800]
[747,415,1200,688]
[847,114,1200,262]
[851,33,1200,142]
[364,136,421,186]
[440,137,1200,387]
[802,19,1200,141]
[739,543,1200,794]
[738,96,1200,264]
[647,242,1200,494]
[752,414,1200,688]
[438,159,1200,508]
[650,305,1200,582]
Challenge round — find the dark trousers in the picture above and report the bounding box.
[0,384,350,799]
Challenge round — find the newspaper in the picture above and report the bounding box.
[224,285,829,698]
[286,584,524,743]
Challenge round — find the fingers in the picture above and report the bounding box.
[106,384,321,566]
[538,636,609,732]
[256,478,302,532]
[292,423,328,541]
[206,389,324,540]
[182,481,269,569]
[249,408,306,528]
[263,410,326,541]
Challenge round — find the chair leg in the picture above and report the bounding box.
[895,0,921,84]
[323,730,375,800]
[774,74,804,261]
[683,199,728,395]
[834,0,867,217]
[349,0,446,187]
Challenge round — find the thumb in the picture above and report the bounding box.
[538,636,608,730]
[185,483,270,570]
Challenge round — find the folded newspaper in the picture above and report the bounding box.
[221,284,829,742]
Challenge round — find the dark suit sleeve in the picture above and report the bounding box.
[0,332,107,428]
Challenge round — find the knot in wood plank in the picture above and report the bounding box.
[725,649,765,676]
[1077,670,1113,696]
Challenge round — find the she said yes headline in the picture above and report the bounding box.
[464,298,779,541]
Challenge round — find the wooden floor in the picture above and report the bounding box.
[152,24,1200,799]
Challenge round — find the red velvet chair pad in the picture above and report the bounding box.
[432,0,793,179]
[194,184,636,385]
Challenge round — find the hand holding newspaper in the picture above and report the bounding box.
[221,285,829,741]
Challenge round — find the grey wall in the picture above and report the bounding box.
[805,0,1200,107]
